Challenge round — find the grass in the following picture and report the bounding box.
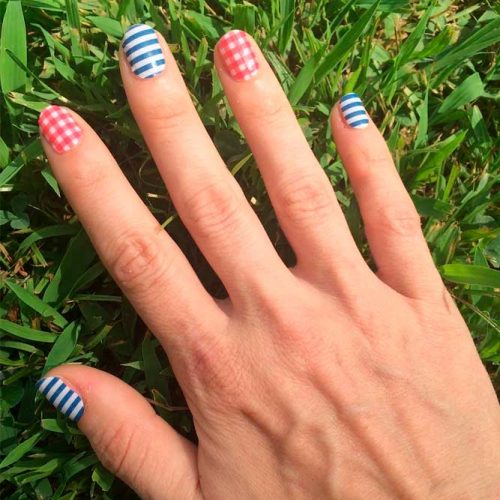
[0,0,499,497]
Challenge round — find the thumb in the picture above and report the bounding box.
[36,365,201,499]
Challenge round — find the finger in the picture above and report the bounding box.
[330,95,443,299]
[214,30,371,286]
[36,365,201,499]
[119,25,289,303]
[38,105,225,348]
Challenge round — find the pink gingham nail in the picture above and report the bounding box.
[39,105,82,154]
[218,30,259,81]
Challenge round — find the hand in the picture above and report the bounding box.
[37,27,500,499]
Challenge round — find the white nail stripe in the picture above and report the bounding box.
[37,376,53,393]
[45,379,64,399]
[341,97,363,108]
[351,121,369,129]
[343,105,366,115]
[124,24,153,38]
[52,386,71,408]
[127,43,161,60]
[124,32,158,52]
[68,400,84,420]
[346,114,367,125]
[60,392,79,413]
[131,53,165,72]
[139,64,166,78]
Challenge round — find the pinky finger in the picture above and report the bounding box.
[330,95,443,300]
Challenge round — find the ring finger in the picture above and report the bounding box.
[214,30,373,288]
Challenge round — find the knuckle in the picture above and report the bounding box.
[278,174,334,222]
[360,145,393,167]
[108,229,173,295]
[350,147,394,183]
[379,204,422,237]
[70,162,111,193]
[187,333,244,405]
[140,88,193,136]
[240,87,287,125]
[185,181,241,239]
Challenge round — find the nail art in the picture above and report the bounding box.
[39,105,82,153]
[219,30,259,81]
[122,24,166,79]
[340,93,369,129]
[36,376,84,423]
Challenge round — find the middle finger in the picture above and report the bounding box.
[120,24,289,303]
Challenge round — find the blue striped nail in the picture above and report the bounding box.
[36,376,84,423]
[340,93,369,129]
[122,24,166,79]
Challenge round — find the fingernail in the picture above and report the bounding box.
[340,93,369,129]
[36,376,85,423]
[218,30,259,81]
[122,24,166,79]
[39,105,82,153]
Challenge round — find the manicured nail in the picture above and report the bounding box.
[122,24,166,79]
[39,105,82,153]
[218,30,259,81]
[340,93,369,129]
[36,376,84,423]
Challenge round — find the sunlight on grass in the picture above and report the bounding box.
[0,0,498,496]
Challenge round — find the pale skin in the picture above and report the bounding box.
[40,32,500,499]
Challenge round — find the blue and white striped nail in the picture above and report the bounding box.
[122,24,166,79]
[36,376,84,423]
[340,93,369,129]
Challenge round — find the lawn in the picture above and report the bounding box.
[0,0,499,497]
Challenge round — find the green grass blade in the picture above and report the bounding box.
[438,73,485,114]
[411,195,452,219]
[415,88,428,148]
[355,0,408,12]
[233,3,256,33]
[22,1,64,11]
[325,0,357,35]
[396,3,432,66]
[4,281,68,328]
[65,0,84,58]
[278,0,295,53]
[86,16,124,39]
[288,51,322,105]
[315,1,379,84]
[441,264,500,288]
[0,139,43,188]
[0,319,57,343]
[16,224,81,255]
[0,0,27,94]
[413,25,457,60]
[42,229,97,306]
[0,432,44,470]
[0,339,43,354]
[412,131,467,185]
[434,17,500,71]
[44,321,79,373]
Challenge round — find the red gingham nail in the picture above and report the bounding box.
[39,105,83,154]
[218,30,259,81]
